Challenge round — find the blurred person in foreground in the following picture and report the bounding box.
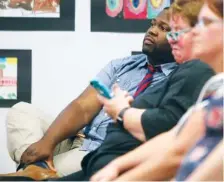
[175,0,223,180]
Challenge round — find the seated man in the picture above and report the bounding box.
[1,8,178,180]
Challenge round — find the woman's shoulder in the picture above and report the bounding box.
[206,73,224,85]
[200,73,224,98]
[170,59,215,81]
[179,60,214,73]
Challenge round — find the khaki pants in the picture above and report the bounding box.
[6,102,88,177]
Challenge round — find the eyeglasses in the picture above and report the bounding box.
[196,18,223,28]
[166,28,191,41]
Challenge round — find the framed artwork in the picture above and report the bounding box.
[0,49,32,107]
[0,0,75,31]
[91,0,173,33]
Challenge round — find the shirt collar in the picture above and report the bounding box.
[145,55,177,76]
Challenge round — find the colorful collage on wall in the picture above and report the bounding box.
[91,0,173,32]
[0,0,75,31]
[0,57,17,100]
[0,50,31,107]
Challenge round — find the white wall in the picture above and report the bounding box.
[0,0,144,172]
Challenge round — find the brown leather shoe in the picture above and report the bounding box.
[0,165,58,181]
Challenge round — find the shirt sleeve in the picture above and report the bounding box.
[93,58,122,88]
[141,61,215,140]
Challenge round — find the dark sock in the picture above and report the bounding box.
[17,161,49,171]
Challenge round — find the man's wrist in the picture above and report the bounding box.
[41,137,56,150]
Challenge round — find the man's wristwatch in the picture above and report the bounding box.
[116,107,130,126]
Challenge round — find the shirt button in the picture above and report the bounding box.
[93,127,97,130]
[116,79,120,82]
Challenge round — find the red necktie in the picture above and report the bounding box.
[134,65,155,98]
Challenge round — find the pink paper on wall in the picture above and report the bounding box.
[123,0,147,19]
[106,0,123,17]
